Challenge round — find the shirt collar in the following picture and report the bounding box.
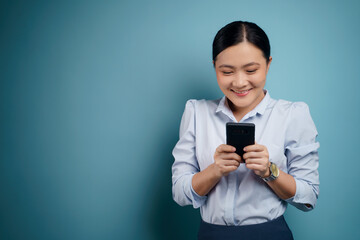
[216,90,271,121]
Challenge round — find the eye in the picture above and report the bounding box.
[222,71,233,75]
[246,69,258,74]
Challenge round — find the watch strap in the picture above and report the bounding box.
[262,162,278,182]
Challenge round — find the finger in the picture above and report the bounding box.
[223,165,238,173]
[245,162,266,170]
[245,162,269,173]
[216,164,238,175]
[219,153,241,162]
[243,151,267,160]
[244,144,265,152]
[244,163,259,170]
[222,160,241,167]
[216,144,236,153]
[245,157,268,165]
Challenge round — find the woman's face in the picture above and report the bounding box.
[214,41,272,116]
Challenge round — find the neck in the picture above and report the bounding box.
[226,90,266,121]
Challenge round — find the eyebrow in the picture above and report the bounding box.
[218,62,260,69]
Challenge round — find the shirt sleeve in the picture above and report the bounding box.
[284,102,320,212]
[171,100,207,208]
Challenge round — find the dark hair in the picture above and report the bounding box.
[212,21,271,64]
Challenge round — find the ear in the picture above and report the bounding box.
[266,56,272,74]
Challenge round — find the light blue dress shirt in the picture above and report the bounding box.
[171,91,320,226]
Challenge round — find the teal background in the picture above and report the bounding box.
[1,0,359,239]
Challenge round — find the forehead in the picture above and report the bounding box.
[216,42,266,66]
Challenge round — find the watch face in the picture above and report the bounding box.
[270,163,279,177]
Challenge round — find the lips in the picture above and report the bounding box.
[231,88,252,96]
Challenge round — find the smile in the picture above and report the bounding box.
[231,88,252,96]
[233,89,250,94]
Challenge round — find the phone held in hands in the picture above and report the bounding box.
[226,122,255,159]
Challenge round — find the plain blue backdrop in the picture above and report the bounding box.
[1,0,359,239]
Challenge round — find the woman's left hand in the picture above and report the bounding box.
[243,142,270,178]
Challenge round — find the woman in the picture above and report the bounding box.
[171,21,319,240]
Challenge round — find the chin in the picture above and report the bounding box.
[227,93,258,109]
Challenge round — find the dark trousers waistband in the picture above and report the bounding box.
[198,215,294,240]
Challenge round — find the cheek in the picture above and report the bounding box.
[250,73,267,86]
[215,72,220,81]
[216,75,228,87]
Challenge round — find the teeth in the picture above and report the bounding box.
[233,89,249,94]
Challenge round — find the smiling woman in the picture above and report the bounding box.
[171,21,320,240]
[213,21,272,122]
[215,42,271,121]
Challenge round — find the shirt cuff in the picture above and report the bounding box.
[285,178,317,212]
[187,175,207,209]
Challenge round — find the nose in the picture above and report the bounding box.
[232,72,247,88]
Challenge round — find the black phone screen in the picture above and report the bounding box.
[226,122,255,159]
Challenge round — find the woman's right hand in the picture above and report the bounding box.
[192,144,242,196]
[212,144,242,177]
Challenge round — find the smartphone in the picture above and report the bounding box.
[226,122,255,159]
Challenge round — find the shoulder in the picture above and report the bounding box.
[272,99,317,136]
[179,98,221,132]
[183,98,222,113]
[271,98,311,117]
[268,98,315,132]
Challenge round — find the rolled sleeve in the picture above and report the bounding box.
[172,100,207,208]
[285,102,320,211]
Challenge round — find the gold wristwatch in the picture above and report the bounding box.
[262,162,279,182]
